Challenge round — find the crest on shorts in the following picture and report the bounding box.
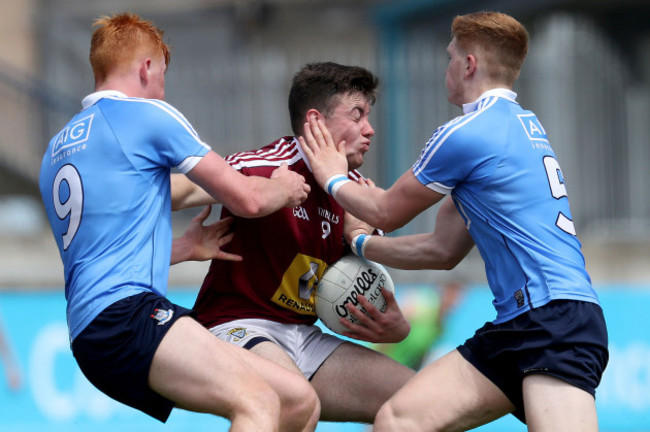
[151,308,174,326]
[227,327,247,340]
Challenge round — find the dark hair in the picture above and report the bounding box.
[288,62,378,135]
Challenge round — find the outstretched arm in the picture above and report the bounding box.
[350,197,475,270]
[186,151,310,218]
[299,117,442,232]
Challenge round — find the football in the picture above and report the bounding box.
[315,254,395,335]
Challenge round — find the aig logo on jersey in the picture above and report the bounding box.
[52,114,94,158]
[517,113,550,148]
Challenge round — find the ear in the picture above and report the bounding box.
[139,58,152,88]
[305,108,322,123]
[465,54,477,77]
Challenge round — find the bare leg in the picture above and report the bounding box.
[310,342,415,423]
[524,374,598,432]
[374,349,514,432]
[149,317,319,432]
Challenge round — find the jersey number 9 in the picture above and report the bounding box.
[52,164,83,250]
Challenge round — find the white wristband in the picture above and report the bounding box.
[324,174,351,198]
[350,234,369,258]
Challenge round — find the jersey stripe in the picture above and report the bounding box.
[104,96,210,150]
[413,96,498,177]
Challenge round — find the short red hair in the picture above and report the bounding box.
[452,12,529,85]
[89,12,171,83]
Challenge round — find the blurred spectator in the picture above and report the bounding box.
[372,280,464,370]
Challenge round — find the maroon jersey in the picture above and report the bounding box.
[194,137,363,327]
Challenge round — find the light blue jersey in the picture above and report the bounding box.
[39,91,210,341]
[413,89,598,324]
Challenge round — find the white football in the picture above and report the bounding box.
[315,254,395,335]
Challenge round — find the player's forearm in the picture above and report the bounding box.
[362,233,443,269]
[171,174,217,211]
[237,176,297,217]
[359,200,475,270]
[333,181,399,232]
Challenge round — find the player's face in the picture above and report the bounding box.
[324,92,374,170]
[445,38,466,107]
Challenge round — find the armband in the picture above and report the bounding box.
[324,174,351,198]
[350,234,369,258]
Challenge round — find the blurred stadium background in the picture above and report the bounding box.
[0,0,648,430]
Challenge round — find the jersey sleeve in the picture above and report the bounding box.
[109,99,211,172]
[412,116,498,195]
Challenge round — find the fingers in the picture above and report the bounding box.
[270,162,289,178]
[381,288,397,308]
[301,117,334,151]
[210,216,234,234]
[193,205,212,223]
[217,251,244,262]
[300,121,317,154]
[307,117,325,148]
[217,231,235,247]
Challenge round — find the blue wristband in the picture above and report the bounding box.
[350,234,369,258]
[324,174,351,197]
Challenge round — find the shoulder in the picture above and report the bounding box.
[104,97,197,131]
[226,137,304,171]
[347,169,364,181]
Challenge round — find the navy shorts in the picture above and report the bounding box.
[71,292,194,422]
[457,299,608,424]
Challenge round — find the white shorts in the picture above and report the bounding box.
[209,319,344,379]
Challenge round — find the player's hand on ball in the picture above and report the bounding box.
[340,288,411,344]
[298,116,348,188]
[271,162,311,206]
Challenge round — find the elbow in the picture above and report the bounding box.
[230,194,270,218]
[171,200,183,212]
[371,214,406,234]
[423,246,465,270]
[438,257,462,271]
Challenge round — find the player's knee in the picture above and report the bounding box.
[374,399,431,432]
[374,400,399,431]
[284,380,320,431]
[230,383,282,425]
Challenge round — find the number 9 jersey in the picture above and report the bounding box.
[39,91,210,341]
[412,88,600,324]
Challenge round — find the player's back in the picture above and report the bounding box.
[39,92,208,339]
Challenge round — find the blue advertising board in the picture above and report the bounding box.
[0,285,648,431]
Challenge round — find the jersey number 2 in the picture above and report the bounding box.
[52,164,83,250]
[543,156,576,236]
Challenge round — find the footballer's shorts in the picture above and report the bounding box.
[209,318,344,379]
[71,291,194,422]
[457,299,609,424]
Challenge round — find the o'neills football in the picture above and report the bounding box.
[315,254,395,334]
